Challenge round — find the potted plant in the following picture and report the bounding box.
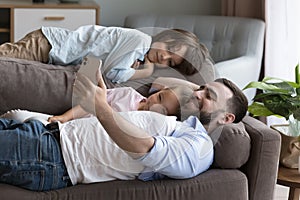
[243,64,300,136]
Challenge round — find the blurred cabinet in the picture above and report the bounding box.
[0,1,100,43]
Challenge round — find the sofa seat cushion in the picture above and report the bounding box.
[0,169,247,200]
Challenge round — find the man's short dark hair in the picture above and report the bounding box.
[214,78,248,123]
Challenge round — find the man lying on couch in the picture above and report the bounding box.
[0,71,248,191]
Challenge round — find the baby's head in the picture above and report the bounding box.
[138,86,194,120]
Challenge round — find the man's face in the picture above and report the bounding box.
[181,82,233,124]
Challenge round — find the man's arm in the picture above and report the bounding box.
[73,73,155,155]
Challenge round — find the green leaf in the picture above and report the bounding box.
[244,69,300,120]
[243,81,291,94]
[263,95,292,119]
[289,96,300,106]
[243,81,279,91]
[248,102,275,117]
[253,92,291,101]
[296,64,300,84]
[263,77,300,88]
[271,82,296,94]
[293,108,300,121]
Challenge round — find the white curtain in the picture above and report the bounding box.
[221,0,300,126]
[264,0,300,125]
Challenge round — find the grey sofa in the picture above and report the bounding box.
[0,104,281,200]
[0,15,279,200]
[123,14,265,103]
[0,55,280,200]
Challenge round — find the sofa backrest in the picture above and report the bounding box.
[124,14,265,102]
[124,14,265,63]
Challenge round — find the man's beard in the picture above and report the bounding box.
[199,111,214,125]
[199,110,225,125]
[180,109,221,125]
[179,98,224,124]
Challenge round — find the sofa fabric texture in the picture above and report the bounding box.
[0,56,250,170]
[124,14,265,103]
[0,169,248,200]
[210,122,251,169]
[0,15,279,200]
[0,58,281,200]
[0,114,280,200]
[0,57,78,115]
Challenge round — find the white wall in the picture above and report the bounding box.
[86,0,221,26]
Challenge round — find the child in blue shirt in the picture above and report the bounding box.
[0,25,211,83]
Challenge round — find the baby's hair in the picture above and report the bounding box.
[152,29,212,76]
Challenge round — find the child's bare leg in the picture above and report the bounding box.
[0,29,51,63]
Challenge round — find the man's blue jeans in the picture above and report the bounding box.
[0,118,70,191]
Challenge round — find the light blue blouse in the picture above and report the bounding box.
[42,25,152,83]
[138,115,214,181]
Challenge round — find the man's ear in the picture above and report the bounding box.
[218,113,235,124]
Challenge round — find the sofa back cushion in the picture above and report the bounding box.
[0,57,77,115]
[124,14,265,63]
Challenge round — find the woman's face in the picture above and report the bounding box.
[138,89,179,115]
[147,42,187,68]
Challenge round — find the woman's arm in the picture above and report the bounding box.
[129,56,154,80]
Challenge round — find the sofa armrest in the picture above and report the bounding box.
[242,116,281,200]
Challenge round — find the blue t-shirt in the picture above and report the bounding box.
[42,25,152,83]
[138,115,214,181]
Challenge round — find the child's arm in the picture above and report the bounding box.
[128,56,154,80]
[48,105,89,123]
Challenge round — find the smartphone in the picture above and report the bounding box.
[77,57,102,85]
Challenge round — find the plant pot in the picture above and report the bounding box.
[271,124,300,168]
[288,115,300,137]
